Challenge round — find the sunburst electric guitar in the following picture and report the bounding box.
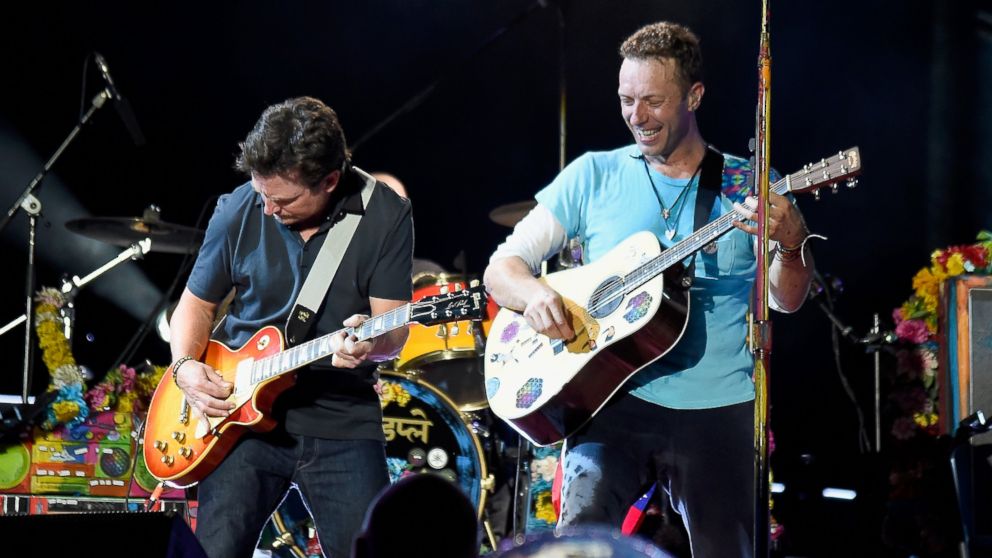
[144,285,487,486]
[484,148,862,446]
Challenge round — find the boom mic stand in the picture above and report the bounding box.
[0,88,112,404]
[808,270,897,453]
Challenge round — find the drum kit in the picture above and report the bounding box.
[45,200,543,555]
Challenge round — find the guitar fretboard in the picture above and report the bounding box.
[621,175,793,294]
[248,304,413,385]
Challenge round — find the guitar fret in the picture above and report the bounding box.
[621,171,810,293]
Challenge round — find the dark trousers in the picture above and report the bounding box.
[558,394,755,558]
[195,431,389,558]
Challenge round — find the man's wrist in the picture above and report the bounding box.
[171,355,195,388]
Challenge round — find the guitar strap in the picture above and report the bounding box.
[687,144,725,281]
[284,166,377,346]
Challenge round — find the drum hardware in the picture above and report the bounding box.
[65,205,205,255]
[398,274,498,412]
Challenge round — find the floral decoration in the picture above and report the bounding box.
[881,231,992,555]
[33,287,165,430]
[888,231,992,440]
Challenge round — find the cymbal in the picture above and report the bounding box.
[66,214,204,254]
[488,200,536,228]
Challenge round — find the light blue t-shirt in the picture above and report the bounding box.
[536,145,779,410]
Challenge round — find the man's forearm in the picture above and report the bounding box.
[769,247,814,312]
[483,256,546,312]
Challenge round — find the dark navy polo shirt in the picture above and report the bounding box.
[187,170,413,440]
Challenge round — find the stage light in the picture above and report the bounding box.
[821,488,857,501]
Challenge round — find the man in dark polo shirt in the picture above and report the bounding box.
[168,96,413,557]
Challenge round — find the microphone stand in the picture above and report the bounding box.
[809,278,897,453]
[0,89,111,403]
[752,1,774,556]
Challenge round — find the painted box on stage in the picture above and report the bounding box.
[0,410,184,501]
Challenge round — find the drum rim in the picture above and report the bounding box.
[395,350,489,411]
[411,272,475,291]
[379,370,491,517]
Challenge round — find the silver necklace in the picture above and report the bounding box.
[641,158,702,240]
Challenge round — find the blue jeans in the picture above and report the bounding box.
[195,431,389,558]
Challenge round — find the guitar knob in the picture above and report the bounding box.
[179,447,193,459]
[161,455,174,466]
[153,440,168,453]
[171,432,186,443]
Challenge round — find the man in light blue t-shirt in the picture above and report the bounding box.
[484,21,813,558]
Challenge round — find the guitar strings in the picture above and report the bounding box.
[578,163,853,317]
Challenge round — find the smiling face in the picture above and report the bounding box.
[619,57,703,164]
[251,170,339,229]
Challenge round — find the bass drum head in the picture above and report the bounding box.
[379,371,488,516]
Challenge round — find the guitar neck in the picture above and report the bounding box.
[624,174,794,294]
[250,304,412,385]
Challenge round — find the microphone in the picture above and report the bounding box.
[93,52,146,146]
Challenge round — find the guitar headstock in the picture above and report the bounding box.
[410,284,487,326]
[784,146,861,200]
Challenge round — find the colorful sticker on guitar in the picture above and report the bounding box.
[550,339,565,355]
[623,291,653,323]
[486,378,500,399]
[603,326,616,342]
[500,321,521,344]
[516,378,544,409]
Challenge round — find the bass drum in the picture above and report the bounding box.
[258,372,490,557]
[378,371,489,516]
[396,273,499,411]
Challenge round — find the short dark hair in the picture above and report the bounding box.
[619,22,703,94]
[353,474,479,558]
[235,96,350,188]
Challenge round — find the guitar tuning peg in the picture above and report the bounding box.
[813,189,822,201]
[439,285,449,294]
[435,324,448,338]
[453,282,463,291]
[846,178,858,188]
[450,323,459,336]
[831,183,839,193]
[469,279,480,288]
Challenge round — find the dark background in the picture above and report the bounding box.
[1,1,990,554]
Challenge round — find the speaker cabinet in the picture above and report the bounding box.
[939,275,992,445]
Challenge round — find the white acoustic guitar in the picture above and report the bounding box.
[484,148,862,446]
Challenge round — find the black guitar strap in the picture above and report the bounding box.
[685,144,725,282]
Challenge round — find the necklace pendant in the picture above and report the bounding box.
[662,208,671,220]
[665,229,676,240]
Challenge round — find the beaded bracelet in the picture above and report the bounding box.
[775,232,827,267]
[171,355,194,388]
[776,242,804,262]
